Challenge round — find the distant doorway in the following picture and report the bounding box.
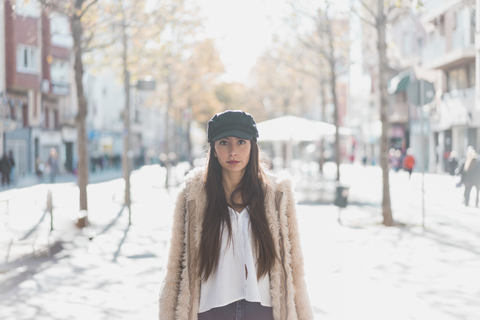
[65,142,73,172]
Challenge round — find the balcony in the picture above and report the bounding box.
[62,112,76,126]
[452,27,474,52]
[442,87,475,101]
[424,0,445,11]
[422,34,475,70]
[422,37,446,63]
[434,87,475,128]
[422,0,459,22]
[51,81,70,95]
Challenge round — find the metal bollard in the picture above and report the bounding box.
[76,210,88,229]
[46,189,53,231]
[334,184,349,224]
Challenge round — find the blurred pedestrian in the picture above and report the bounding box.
[361,153,367,167]
[159,110,313,319]
[457,147,480,206]
[8,150,15,183]
[35,155,44,182]
[47,148,59,183]
[447,151,458,176]
[0,153,11,186]
[389,148,395,170]
[403,148,415,179]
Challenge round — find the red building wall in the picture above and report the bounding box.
[5,2,40,90]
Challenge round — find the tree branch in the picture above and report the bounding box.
[358,0,377,20]
[37,0,72,16]
[82,37,118,53]
[387,2,397,15]
[79,0,99,18]
[350,4,376,27]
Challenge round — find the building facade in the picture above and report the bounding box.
[2,1,77,179]
[421,0,477,173]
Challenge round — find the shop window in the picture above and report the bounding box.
[22,103,28,127]
[49,110,55,129]
[447,66,468,91]
[468,62,475,88]
[54,110,59,128]
[45,110,49,129]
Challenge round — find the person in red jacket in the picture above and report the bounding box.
[403,148,415,179]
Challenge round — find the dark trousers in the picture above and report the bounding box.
[464,183,479,206]
[405,168,412,179]
[2,171,10,185]
[198,299,274,320]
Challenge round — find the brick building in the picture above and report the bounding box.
[1,1,76,179]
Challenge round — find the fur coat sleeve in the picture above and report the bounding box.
[158,186,187,320]
[282,178,314,320]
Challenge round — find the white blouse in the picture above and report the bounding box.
[198,206,272,313]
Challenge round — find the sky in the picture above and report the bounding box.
[198,0,367,91]
[198,0,289,83]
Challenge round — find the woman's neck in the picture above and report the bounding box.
[222,171,244,207]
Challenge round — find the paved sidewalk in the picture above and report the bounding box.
[0,167,124,191]
[0,164,478,320]
[0,168,125,269]
[0,164,189,271]
[0,165,176,319]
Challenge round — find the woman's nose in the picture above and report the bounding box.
[229,146,237,156]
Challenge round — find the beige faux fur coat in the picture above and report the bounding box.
[158,166,314,320]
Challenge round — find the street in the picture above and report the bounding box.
[0,163,479,320]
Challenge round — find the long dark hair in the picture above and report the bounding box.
[199,138,277,281]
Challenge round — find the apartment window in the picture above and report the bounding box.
[45,110,49,129]
[16,45,38,74]
[54,110,59,128]
[473,9,477,26]
[14,0,40,17]
[447,66,468,91]
[50,60,69,82]
[468,62,476,88]
[418,38,423,57]
[471,9,476,44]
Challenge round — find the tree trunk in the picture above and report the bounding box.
[72,3,88,228]
[318,78,326,174]
[330,61,341,182]
[376,0,394,226]
[120,6,131,217]
[175,107,181,163]
[325,20,341,182]
[186,99,193,166]
[164,70,172,188]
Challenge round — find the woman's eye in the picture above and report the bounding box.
[238,140,246,145]
[219,140,227,145]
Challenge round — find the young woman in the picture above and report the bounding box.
[159,110,313,320]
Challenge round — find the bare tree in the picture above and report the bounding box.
[350,0,412,226]
[288,1,350,181]
[37,0,102,228]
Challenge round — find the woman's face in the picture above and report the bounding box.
[214,137,251,176]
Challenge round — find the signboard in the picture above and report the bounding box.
[407,80,435,106]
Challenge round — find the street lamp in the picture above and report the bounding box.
[124,73,156,225]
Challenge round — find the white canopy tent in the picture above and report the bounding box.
[256,115,350,141]
[256,115,351,169]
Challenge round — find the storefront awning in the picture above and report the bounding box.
[388,71,410,94]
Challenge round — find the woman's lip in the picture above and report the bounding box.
[227,160,240,164]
